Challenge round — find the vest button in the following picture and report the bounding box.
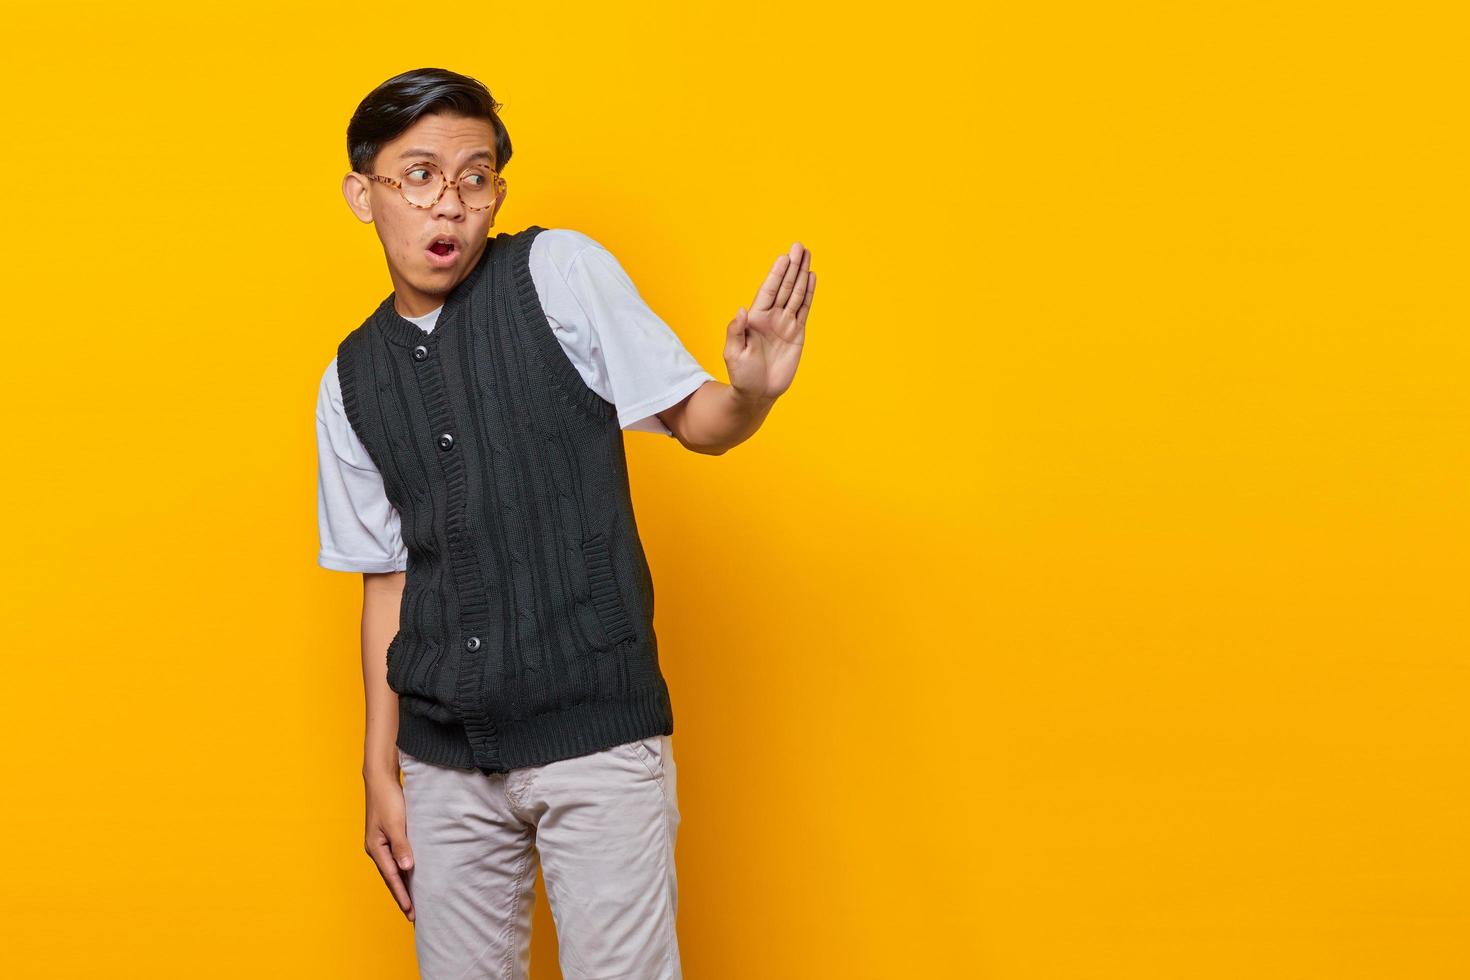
[464,636,481,652]
[412,344,429,361]
[437,432,455,451]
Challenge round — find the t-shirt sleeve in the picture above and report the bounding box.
[315,358,409,573]
[556,235,717,437]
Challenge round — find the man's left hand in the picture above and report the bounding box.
[724,241,814,404]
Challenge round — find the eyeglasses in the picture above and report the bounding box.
[363,161,506,211]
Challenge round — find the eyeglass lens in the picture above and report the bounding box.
[400,162,500,209]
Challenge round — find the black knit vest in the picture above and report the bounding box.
[336,225,673,774]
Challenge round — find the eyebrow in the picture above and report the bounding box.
[397,147,495,165]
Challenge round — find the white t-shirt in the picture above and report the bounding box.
[316,227,716,573]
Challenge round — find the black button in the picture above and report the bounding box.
[412,344,429,361]
[464,636,481,652]
[437,432,455,451]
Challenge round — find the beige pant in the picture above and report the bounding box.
[398,734,681,979]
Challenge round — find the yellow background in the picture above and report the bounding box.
[1,1,1465,977]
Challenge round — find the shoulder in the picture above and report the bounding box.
[316,355,344,417]
[528,226,609,277]
[319,306,372,413]
[333,315,377,372]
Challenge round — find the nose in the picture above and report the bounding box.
[432,178,466,220]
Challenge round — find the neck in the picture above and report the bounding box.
[394,293,447,319]
[391,239,490,317]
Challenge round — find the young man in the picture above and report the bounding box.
[314,68,814,979]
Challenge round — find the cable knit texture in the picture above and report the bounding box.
[336,225,672,774]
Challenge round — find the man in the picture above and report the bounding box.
[314,67,814,979]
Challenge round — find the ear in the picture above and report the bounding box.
[489,183,508,226]
[342,172,374,223]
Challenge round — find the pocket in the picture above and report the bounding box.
[385,631,443,700]
[629,735,663,777]
[582,531,638,647]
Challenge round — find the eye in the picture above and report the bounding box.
[463,173,486,187]
[406,167,434,183]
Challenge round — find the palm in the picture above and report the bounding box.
[725,242,815,400]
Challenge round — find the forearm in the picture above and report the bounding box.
[361,571,405,786]
[675,379,777,454]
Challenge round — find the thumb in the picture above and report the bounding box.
[726,307,748,349]
[388,828,414,870]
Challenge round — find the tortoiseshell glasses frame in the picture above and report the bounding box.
[362,161,507,212]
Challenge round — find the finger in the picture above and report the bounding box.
[378,858,416,920]
[726,306,746,339]
[752,255,790,312]
[386,825,416,918]
[369,839,416,919]
[724,307,748,355]
[784,250,811,315]
[774,242,804,309]
[797,271,815,329]
[388,828,414,874]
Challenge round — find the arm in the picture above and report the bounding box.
[314,358,416,919]
[360,570,416,922]
[658,241,814,455]
[361,570,404,782]
[657,379,776,455]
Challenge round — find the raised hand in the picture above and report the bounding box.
[724,241,814,402]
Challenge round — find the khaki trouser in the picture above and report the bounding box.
[398,734,682,979]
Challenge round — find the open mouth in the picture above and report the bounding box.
[426,236,460,264]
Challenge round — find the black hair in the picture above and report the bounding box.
[346,67,513,175]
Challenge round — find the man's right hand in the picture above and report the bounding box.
[365,772,416,922]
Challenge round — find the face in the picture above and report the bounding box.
[342,112,508,317]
